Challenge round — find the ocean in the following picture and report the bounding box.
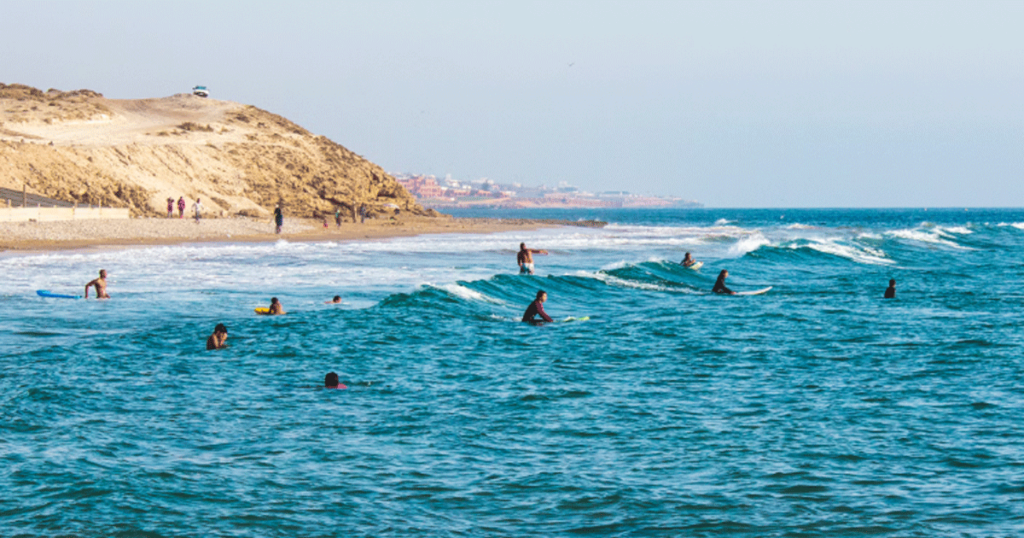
[1,208,1023,537]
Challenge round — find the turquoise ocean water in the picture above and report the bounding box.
[2,208,1023,537]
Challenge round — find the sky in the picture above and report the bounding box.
[2,0,1021,207]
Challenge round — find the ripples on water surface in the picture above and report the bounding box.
[2,208,1023,537]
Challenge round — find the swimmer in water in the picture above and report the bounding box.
[522,290,554,324]
[517,243,548,275]
[325,372,347,389]
[325,295,342,304]
[206,323,228,350]
[84,269,110,299]
[712,270,736,295]
[884,279,896,299]
[268,297,285,315]
[681,252,697,267]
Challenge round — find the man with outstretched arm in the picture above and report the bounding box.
[522,290,554,324]
[517,243,548,275]
[84,269,110,299]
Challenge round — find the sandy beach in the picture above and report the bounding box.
[0,215,603,252]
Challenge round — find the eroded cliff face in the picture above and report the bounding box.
[0,83,433,219]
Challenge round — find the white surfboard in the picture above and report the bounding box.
[684,261,703,270]
[734,286,772,296]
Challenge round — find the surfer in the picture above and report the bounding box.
[325,295,342,304]
[84,269,110,299]
[681,252,697,267]
[522,290,554,324]
[206,323,228,350]
[268,297,285,315]
[884,279,896,299]
[517,243,548,275]
[712,270,735,295]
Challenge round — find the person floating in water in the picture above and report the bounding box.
[884,279,896,299]
[84,269,110,299]
[324,372,347,389]
[712,270,735,295]
[517,243,548,275]
[268,297,286,315]
[522,290,554,324]
[325,295,342,304]
[681,252,698,267]
[206,323,228,350]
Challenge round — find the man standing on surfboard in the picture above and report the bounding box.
[517,243,548,275]
[522,290,554,324]
[84,269,110,299]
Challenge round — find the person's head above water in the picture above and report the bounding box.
[325,372,339,388]
[717,270,728,280]
[99,269,107,278]
[889,279,896,287]
[271,297,279,304]
[214,323,227,335]
[332,295,341,303]
[536,290,547,302]
[520,242,526,250]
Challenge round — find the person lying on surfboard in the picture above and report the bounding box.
[522,290,554,324]
[84,269,110,299]
[517,243,548,275]
[681,252,698,267]
[712,270,736,295]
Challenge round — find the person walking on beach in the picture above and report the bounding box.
[522,290,554,324]
[274,206,283,234]
[335,208,342,227]
[84,269,110,299]
[517,243,548,275]
[192,198,203,223]
[177,196,185,218]
[712,270,735,295]
[206,323,228,350]
[884,279,897,299]
[166,197,174,218]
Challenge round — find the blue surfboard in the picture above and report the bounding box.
[37,290,82,299]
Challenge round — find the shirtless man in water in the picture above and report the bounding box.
[517,243,548,275]
[268,297,286,315]
[85,269,110,299]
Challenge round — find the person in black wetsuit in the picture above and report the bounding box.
[884,279,896,298]
[712,270,735,295]
[522,290,554,324]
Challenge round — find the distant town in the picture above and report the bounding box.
[393,173,702,209]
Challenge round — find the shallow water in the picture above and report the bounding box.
[2,208,1023,537]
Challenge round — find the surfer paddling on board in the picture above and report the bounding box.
[884,279,896,299]
[206,323,228,350]
[712,270,736,295]
[522,290,554,325]
[84,269,110,299]
[681,252,698,268]
[517,243,548,275]
[268,297,286,315]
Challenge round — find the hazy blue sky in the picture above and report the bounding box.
[2,0,1021,207]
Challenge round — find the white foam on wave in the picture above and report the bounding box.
[599,260,631,271]
[785,223,815,230]
[727,233,771,257]
[714,218,733,226]
[434,283,505,304]
[800,239,893,265]
[580,270,678,293]
[935,225,973,236]
[886,229,970,250]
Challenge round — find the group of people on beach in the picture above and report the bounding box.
[165,196,203,223]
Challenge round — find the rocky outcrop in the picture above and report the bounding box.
[0,83,434,219]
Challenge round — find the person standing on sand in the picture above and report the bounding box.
[274,206,283,234]
[335,208,342,227]
[192,198,203,223]
[206,323,228,350]
[517,243,548,275]
[166,198,174,218]
[84,269,110,299]
[177,196,185,218]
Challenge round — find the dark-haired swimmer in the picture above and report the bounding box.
[206,323,228,350]
[85,269,110,299]
[681,252,697,267]
[325,372,347,389]
[268,297,285,315]
[325,295,342,304]
[517,243,548,275]
[884,279,896,299]
[522,290,554,324]
[712,270,735,295]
